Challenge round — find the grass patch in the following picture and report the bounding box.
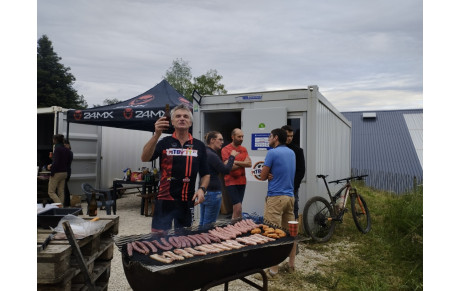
[296,184,423,290]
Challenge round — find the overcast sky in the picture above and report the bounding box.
[36,0,423,112]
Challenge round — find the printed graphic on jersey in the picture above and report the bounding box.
[166,148,198,157]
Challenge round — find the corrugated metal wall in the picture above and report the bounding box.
[315,101,351,194]
[404,113,423,168]
[342,109,423,194]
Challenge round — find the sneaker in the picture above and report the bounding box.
[279,261,295,273]
[253,269,280,281]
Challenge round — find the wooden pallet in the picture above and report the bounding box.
[37,216,119,290]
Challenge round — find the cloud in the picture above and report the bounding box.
[37,0,422,111]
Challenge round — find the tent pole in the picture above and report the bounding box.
[66,112,70,141]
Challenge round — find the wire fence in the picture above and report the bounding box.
[351,168,423,194]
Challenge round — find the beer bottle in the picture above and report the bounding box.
[164,104,171,121]
[88,191,98,216]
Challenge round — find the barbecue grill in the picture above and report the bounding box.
[114,219,297,291]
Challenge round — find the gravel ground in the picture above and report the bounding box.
[89,194,344,291]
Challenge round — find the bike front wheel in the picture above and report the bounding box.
[350,191,371,233]
[303,196,336,242]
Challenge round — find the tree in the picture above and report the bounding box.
[163,58,227,101]
[37,35,87,109]
[193,69,227,96]
[92,98,122,108]
[163,58,193,100]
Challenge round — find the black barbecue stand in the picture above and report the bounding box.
[200,268,268,291]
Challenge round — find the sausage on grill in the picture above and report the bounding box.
[152,239,173,251]
[143,240,158,253]
[168,236,181,248]
[132,241,148,254]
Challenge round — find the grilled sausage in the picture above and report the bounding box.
[152,239,173,251]
[168,236,181,248]
[179,236,191,248]
[209,229,231,241]
[187,235,201,245]
[132,241,148,254]
[143,240,158,253]
[182,236,197,247]
[161,237,173,248]
[206,233,221,243]
[192,234,208,245]
[198,233,212,244]
[135,241,151,254]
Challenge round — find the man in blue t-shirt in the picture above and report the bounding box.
[257,128,296,280]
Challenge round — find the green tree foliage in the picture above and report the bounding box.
[92,98,122,108]
[163,58,227,101]
[193,69,227,96]
[163,58,193,100]
[37,35,87,109]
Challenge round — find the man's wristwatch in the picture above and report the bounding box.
[199,186,207,193]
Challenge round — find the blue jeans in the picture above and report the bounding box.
[199,191,222,226]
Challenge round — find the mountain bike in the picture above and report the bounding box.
[303,174,371,242]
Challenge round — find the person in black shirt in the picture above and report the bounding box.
[200,131,238,225]
[141,104,210,231]
[281,125,306,220]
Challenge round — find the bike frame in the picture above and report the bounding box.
[320,175,366,214]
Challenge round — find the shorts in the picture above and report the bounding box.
[226,185,246,205]
[151,199,193,231]
[263,195,295,229]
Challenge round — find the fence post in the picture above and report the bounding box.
[413,176,417,194]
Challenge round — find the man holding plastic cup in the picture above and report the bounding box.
[255,128,297,281]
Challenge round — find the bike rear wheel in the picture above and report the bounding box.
[303,196,336,242]
[350,191,371,233]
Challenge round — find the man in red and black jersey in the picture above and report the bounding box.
[141,104,210,231]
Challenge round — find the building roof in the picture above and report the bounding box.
[341,109,423,193]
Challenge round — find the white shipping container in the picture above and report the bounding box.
[192,85,351,222]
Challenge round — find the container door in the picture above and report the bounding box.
[58,112,102,196]
[241,107,287,216]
